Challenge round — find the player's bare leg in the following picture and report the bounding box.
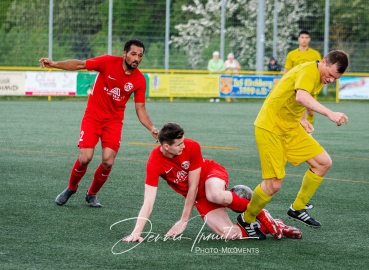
[203,208,245,239]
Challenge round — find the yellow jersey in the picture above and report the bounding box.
[284,48,322,70]
[254,61,324,134]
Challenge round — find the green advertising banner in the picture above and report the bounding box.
[77,72,97,96]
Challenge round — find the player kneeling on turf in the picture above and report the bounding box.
[123,123,302,242]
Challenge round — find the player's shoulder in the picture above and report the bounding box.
[184,138,201,149]
[134,67,145,78]
[287,48,300,55]
[308,48,322,57]
[148,145,163,162]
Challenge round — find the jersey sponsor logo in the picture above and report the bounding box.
[104,86,123,101]
[181,161,190,170]
[124,82,133,92]
[174,170,188,184]
[108,87,120,96]
[108,75,116,80]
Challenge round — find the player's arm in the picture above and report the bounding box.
[123,184,158,242]
[39,58,86,70]
[165,167,200,237]
[135,102,158,141]
[296,89,348,126]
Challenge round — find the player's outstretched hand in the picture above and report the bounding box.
[122,233,144,243]
[151,127,159,142]
[39,58,54,69]
[328,112,348,126]
[300,118,314,134]
[165,220,187,237]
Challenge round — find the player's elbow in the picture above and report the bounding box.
[295,90,307,105]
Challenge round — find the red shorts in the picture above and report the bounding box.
[78,116,123,152]
[195,161,229,218]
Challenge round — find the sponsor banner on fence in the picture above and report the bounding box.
[339,76,369,99]
[0,71,25,95]
[25,71,78,96]
[76,72,97,96]
[219,75,280,98]
[149,74,219,97]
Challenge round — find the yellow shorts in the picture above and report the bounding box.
[255,125,325,179]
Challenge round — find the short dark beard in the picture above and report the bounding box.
[124,58,138,70]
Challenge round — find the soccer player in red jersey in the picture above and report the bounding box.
[39,39,158,207]
[123,123,302,242]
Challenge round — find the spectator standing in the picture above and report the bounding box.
[224,53,241,73]
[267,57,281,71]
[207,51,225,102]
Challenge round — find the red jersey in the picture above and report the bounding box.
[85,55,146,122]
[145,138,212,197]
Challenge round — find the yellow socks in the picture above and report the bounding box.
[292,169,324,210]
[243,184,272,223]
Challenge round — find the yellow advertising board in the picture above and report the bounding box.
[148,74,219,97]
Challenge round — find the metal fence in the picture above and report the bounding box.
[0,0,368,72]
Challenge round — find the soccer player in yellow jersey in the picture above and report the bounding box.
[236,51,349,239]
[284,30,322,128]
[284,30,322,74]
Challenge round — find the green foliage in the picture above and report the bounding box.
[0,0,12,31]
[0,0,368,71]
[53,0,104,59]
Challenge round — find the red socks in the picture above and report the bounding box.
[68,159,88,191]
[227,192,250,213]
[87,163,112,195]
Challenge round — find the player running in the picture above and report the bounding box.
[239,51,349,238]
[123,123,302,242]
[39,39,158,207]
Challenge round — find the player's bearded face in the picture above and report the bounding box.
[124,45,144,69]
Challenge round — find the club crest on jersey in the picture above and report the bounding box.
[181,161,190,170]
[124,82,133,92]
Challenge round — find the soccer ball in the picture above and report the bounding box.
[230,184,253,200]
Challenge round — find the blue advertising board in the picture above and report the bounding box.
[219,75,281,98]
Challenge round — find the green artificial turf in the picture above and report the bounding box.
[0,99,368,269]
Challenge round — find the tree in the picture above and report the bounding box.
[53,0,104,59]
[171,0,315,70]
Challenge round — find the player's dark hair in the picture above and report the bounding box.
[124,39,145,54]
[158,123,184,145]
[324,50,349,74]
[298,30,310,37]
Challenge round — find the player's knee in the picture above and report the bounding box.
[206,191,225,205]
[79,156,92,165]
[321,157,332,172]
[263,179,282,195]
[101,160,114,168]
[317,154,332,172]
